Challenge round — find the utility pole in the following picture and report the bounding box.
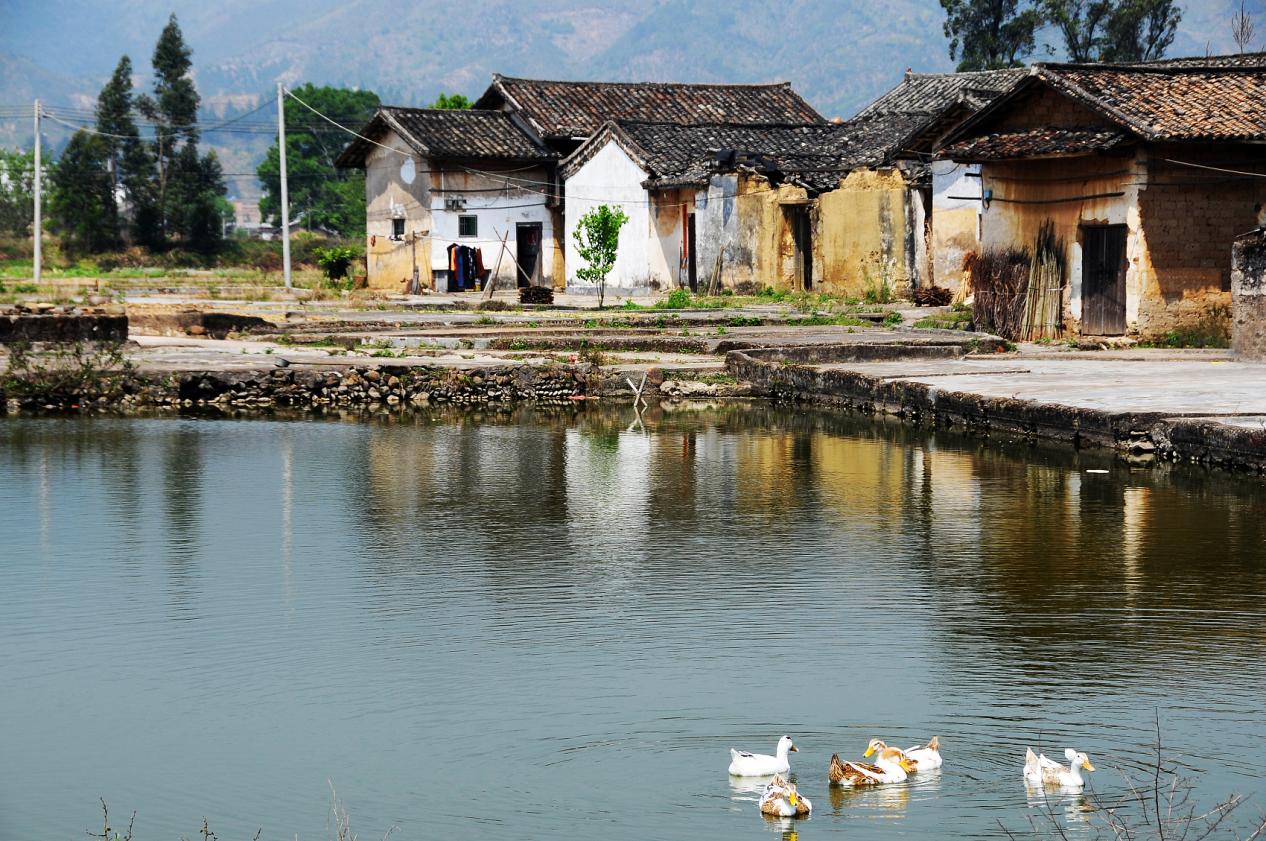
[32,99,41,284]
[276,82,292,289]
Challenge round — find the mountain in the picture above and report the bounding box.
[1,0,1262,195]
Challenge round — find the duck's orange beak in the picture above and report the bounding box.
[863,745,876,758]
[789,744,798,752]
[1082,759,1096,772]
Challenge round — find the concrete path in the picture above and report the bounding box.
[818,349,1266,419]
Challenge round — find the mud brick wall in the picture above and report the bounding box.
[1232,228,1266,360]
[0,311,128,344]
[1136,147,1266,338]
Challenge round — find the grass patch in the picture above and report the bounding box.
[786,314,870,328]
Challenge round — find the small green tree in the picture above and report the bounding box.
[1098,0,1181,61]
[573,204,629,309]
[428,92,471,109]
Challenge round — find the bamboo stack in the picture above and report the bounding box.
[1019,220,1066,341]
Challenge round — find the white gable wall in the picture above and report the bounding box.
[564,141,657,294]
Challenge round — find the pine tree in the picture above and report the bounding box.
[95,55,158,245]
[167,145,227,252]
[1044,0,1112,62]
[138,13,207,243]
[49,131,117,254]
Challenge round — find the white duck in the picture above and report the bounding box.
[864,736,943,771]
[1024,747,1095,788]
[758,774,812,817]
[729,735,798,776]
[829,746,917,786]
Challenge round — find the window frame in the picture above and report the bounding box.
[458,215,478,238]
[391,217,405,239]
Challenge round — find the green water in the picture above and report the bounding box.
[2,405,1264,840]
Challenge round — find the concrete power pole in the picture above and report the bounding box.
[32,99,41,284]
[276,82,292,289]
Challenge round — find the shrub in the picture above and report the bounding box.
[660,288,692,309]
[315,245,362,281]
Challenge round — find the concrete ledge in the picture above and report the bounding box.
[725,350,1266,473]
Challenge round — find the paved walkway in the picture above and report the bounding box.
[819,349,1266,418]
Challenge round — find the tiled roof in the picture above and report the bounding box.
[855,69,1026,119]
[334,107,554,168]
[473,74,824,139]
[564,119,914,193]
[1035,63,1266,141]
[940,126,1132,160]
[1133,51,1266,68]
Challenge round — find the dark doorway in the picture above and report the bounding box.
[789,207,812,291]
[516,222,542,288]
[1081,224,1127,335]
[687,213,698,292]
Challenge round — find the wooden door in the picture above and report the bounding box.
[687,213,698,292]
[1081,225,1126,335]
[516,223,542,288]
[790,208,813,290]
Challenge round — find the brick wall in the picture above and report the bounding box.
[1136,144,1266,338]
[1232,228,1266,360]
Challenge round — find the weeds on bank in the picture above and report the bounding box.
[1001,717,1266,841]
[1,341,135,408]
[914,302,973,331]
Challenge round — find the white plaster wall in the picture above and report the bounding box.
[564,141,654,292]
[364,133,432,288]
[426,166,556,286]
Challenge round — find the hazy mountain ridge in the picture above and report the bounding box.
[1,0,1261,195]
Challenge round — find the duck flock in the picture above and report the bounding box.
[729,735,1094,818]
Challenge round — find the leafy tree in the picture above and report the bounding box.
[257,83,380,235]
[1099,0,1181,61]
[95,55,157,244]
[1044,0,1112,61]
[941,0,1045,69]
[0,150,38,236]
[428,92,471,109]
[49,131,117,253]
[573,204,629,308]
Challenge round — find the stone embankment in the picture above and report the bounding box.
[0,306,128,344]
[3,363,595,412]
[726,350,1266,473]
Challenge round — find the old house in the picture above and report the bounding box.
[938,56,1266,338]
[852,69,1025,291]
[334,108,558,292]
[339,76,823,292]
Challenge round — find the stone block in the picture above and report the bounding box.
[1232,228,1266,360]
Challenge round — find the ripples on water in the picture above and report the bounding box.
[1,405,1265,840]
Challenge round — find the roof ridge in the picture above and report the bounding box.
[615,119,836,129]
[491,75,796,90]
[1036,60,1266,74]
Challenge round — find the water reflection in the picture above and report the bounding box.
[1,405,1264,841]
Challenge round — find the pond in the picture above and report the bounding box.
[2,405,1265,840]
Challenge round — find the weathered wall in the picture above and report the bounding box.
[977,86,1114,134]
[931,159,982,290]
[364,133,432,291]
[649,188,691,290]
[363,131,556,292]
[978,153,1138,334]
[978,145,1266,339]
[1232,228,1266,360]
[427,164,558,289]
[564,140,656,293]
[1134,145,1266,338]
[816,168,916,297]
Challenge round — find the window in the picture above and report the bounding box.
[458,215,478,238]
[392,217,405,239]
